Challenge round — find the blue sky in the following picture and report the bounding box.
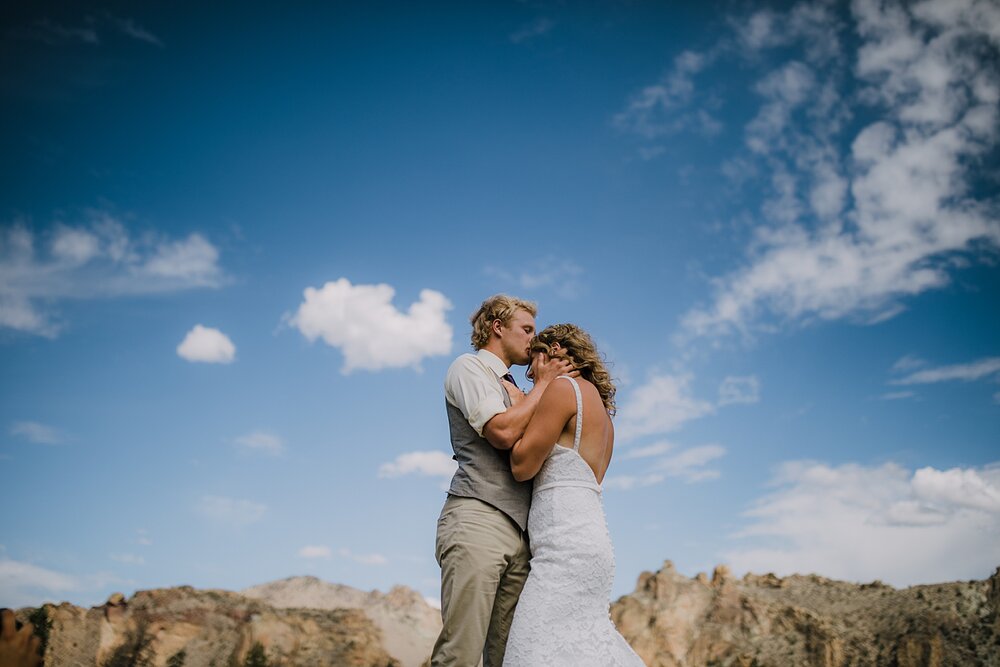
[2,0,999,610]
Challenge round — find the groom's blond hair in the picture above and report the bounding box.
[470,294,537,350]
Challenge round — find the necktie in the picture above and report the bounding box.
[501,372,518,389]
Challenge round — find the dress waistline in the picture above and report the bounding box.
[533,479,602,494]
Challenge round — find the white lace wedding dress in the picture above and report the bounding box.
[503,376,645,666]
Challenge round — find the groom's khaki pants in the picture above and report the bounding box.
[432,495,530,667]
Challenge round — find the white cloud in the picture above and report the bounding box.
[616,373,715,441]
[109,553,144,565]
[289,278,453,373]
[853,0,1000,125]
[109,16,163,47]
[10,421,65,445]
[911,466,1000,513]
[0,558,78,593]
[509,17,554,44]
[665,0,1000,344]
[142,234,219,281]
[0,559,79,607]
[298,545,332,559]
[637,145,667,161]
[723,460,1000,585]
[622,441,676,460]
[891,354,927,372]
[23,14,162,47]
[741,59,851,225]
[605,443,725,489]
[27,19,100,45]
[234,430,284,455]
[196,495,267,526]
[734,2,843,63]
[136,529,152,546]
[176,325,236,364]
[603,473,665,491]
[613,49,721,139]
[616,1,843,143]
[52,226,101,263]
[657,444,726,479]
[424,596,441,610]
[485,257,584,299]
[0,215,224,337]
[338,548,388,566]
[890,356,1000,385]
[0,557,131,608]
[718,376,761,406]
[737,9,781,51]
[747,61,817,152]
[378,450,457,479]
[879,390,916,400]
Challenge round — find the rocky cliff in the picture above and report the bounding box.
[35,585,398,667]
[611,561,1000,667]
[13,564,1000,666]
[241,576,440,667]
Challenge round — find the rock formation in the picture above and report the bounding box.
[33,585,398,667]
[242,576,441,667]
[13,563,1000,666]
[611,561,1000,666]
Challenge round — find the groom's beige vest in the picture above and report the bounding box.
[446,368,532,531]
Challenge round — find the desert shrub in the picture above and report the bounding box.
[27,606,52,654]
[244,642,269,667]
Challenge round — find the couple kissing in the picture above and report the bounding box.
[432,294,644,667]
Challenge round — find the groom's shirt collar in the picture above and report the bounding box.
[476,349,510,377]
[443,349,511,438]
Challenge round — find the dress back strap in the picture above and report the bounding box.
[557,375,584,451]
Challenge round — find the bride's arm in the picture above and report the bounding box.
[510,379,576,482]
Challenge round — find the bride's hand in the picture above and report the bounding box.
[530,353,579,385]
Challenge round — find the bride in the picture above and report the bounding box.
[500,324,645,666]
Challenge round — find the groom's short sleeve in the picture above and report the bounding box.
[445,354,507,437]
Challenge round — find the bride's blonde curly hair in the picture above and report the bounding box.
[531,323,616,416]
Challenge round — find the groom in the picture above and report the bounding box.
[432,294,575,667]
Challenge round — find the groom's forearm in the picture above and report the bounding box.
[482,381,550,450]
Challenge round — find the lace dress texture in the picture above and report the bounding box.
[503,376,645,666]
